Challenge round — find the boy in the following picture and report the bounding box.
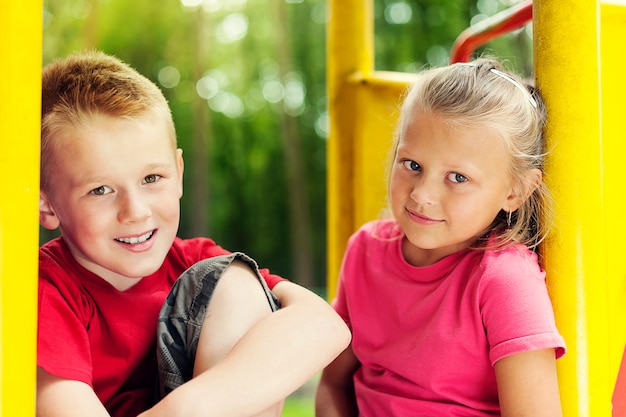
[37,50,350,417]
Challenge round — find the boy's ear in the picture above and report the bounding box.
[39,191,60,230]
[176,148,184,198]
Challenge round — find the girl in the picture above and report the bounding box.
[315,58,566,417]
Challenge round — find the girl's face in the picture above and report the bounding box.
[389,111,521,267]
[40,114,184,290]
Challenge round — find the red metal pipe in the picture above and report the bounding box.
[450,0,533,63]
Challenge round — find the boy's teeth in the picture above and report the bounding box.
[117,230,153,244]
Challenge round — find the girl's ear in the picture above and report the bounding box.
[39,191,60,230]
[503,168,542,212]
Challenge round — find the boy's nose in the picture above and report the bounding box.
[117,192,152,223]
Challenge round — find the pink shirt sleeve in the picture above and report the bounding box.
[479,247,566,364]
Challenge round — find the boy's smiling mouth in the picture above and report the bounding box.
[115,230,155,244]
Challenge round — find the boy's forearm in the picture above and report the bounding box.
[37,369,111,417]
[142,281,350,417]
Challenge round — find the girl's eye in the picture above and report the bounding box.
[401,160,421,172]
[447,172,468,183]
[143,174,161,184]
[90,185,112,196]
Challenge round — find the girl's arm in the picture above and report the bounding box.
[141,276,351,417]
[315,344,360,417]
[495,348,562,417]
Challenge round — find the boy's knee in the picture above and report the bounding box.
[156,253,279,397]
[193,258,278,375]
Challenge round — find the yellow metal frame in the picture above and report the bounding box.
[1,0,624,414]
[0,1,43,415]
[326,0,419,297]
[327,0,626,415]
[534,1,625,414]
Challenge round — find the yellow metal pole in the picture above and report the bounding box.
[599,2,626,410]
[326,0,374,297]
[535,0,614,415]
[0,1,43,415]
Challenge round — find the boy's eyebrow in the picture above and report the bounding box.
[144,162,178,172]
[69,176,107,191]
[69,162,177,189]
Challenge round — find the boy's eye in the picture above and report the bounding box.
[90,185,112,196]
[447,172,468,183]
[143,174,161,184]
[401,160,421,171]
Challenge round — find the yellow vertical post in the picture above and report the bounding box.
[599,2,626,411]
[0,1,43,415]
[535,0,616,415]
[326,0,374,297]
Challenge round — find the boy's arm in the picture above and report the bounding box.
[37,368,110,417]
[141,278,351,417]
[315,344,360,417]
[495,348,562,417]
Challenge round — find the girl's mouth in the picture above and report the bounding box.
[406,209,442,225]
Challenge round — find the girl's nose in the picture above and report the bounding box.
[409,176,437,206]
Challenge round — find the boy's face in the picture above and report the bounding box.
[40,113,184,290]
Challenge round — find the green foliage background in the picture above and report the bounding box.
[42,0,532,292]
[42,0,533,414]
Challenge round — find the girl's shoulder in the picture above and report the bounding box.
[484,243,538,262]
[344,220,403,261]
[355,219,403,241]
[479,243,543,280]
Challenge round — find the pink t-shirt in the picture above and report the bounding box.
[333,220,565,416]
[38,236,284,417]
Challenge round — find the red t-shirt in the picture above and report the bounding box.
[38,237,284,417]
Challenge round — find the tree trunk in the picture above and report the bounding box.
[270,0,314,289]
[190,8,211,236]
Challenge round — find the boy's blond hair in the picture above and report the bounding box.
[41,50,176,193]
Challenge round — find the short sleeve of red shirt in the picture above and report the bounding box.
[38,264,95,384]
[165,237,286,289]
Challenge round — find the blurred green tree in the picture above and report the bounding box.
[41,0,533,290]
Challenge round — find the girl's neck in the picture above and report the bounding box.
[401,236,474,267]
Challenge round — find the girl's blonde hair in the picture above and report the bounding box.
[40,50,176,194]
[388,57,553,250]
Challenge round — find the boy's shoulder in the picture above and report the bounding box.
[39,237,74,276]
[168,236,230,263]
